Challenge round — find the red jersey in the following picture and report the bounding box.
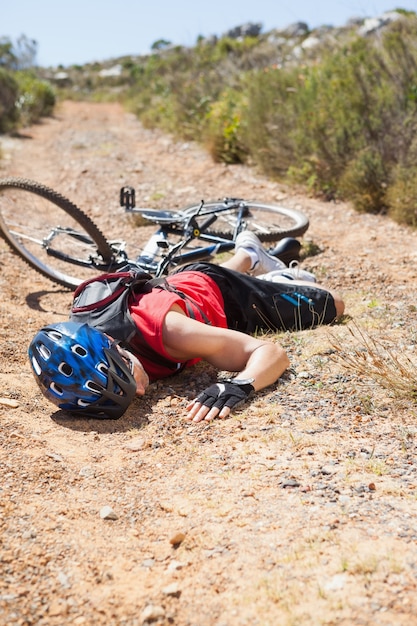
[128,271,227,381]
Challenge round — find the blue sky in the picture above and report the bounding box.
[3,1,417,67]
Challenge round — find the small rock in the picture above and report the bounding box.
[79,466,95,478]
[162,582,181,597]
[282,479,300,488]
[324,573,347,591]
[140,604,165,624]
[169,531,186,546]
[339,495,350,505]
[0,397,19,408]
[100,506,118,520]
[166,559,186,572]
[159,501,174,512]
[125,436,147,451]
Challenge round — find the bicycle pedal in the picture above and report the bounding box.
[120,186,135,209]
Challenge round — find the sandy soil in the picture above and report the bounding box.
[1,101,417,626]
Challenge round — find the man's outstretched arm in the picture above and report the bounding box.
[162,307,290,422]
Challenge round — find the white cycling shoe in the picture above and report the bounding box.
[257,263,316,284]
[235,231,287,276]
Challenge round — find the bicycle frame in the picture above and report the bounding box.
[118,193,250,276]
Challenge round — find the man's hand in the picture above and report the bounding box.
[185,380,254,422]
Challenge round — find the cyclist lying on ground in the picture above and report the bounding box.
[28,232,344,422]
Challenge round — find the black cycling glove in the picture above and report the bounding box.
[195,379,255,412]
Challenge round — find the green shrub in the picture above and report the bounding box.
[243,66,300,177]
[204,89,248,163]
[0,68,19,132]
[292,37,401,196]
[339,149,388,214]
[385,165,417,227]
[14,71,56,125]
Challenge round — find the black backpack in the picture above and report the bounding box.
[70,266,209,373]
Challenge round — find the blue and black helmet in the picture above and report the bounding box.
[28,322,137,419]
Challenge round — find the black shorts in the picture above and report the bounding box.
[176,263,337,333]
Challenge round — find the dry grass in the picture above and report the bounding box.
[329,322,417,401]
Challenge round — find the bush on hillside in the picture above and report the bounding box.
[243,66,299,177]
[204,88,248,164]
[339,149,388,214]
[386,165,417,227]
[0,68,56,133]
[14,72,56,125]
[0,68,19,132]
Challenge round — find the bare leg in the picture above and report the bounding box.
[220,249,252,273]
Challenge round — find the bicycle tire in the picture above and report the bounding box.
[182,199,309,242]
[0,177,113,290]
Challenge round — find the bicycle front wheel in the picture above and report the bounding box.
[182,199,309,243]
[0,178,114,289]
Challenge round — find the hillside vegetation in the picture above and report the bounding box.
[2,9,417,227]
[0,36,55,131]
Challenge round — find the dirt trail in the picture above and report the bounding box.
[1,101,417,626]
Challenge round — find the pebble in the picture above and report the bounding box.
[125,436,147,451]
[46,452,64,462]
[166,559,186,572]
[99,506,118,520]
[0,397,19,408]
[140,605,165,623]
[170,531,186,545]
[162,582,181,597]
[79,466,95,478]
[282,479,300,488]
[324,573,347,591]
[339,495,351,505]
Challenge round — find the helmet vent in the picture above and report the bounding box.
[46,330,63,342]
[86,380,102,394]
[38,344,51,361]
[50,382,64,396]
[72,344,88,357]
[97,362,108,375]
[58,362,73,377]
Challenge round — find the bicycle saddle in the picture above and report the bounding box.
[268,237,301,266]
[140,210,185,224]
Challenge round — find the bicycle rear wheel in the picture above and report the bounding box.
[182,199,309,242]
[0,178,114,290]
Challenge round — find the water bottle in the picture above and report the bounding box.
[138,230,168,262]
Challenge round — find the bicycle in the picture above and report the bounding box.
[0,177,309,290]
